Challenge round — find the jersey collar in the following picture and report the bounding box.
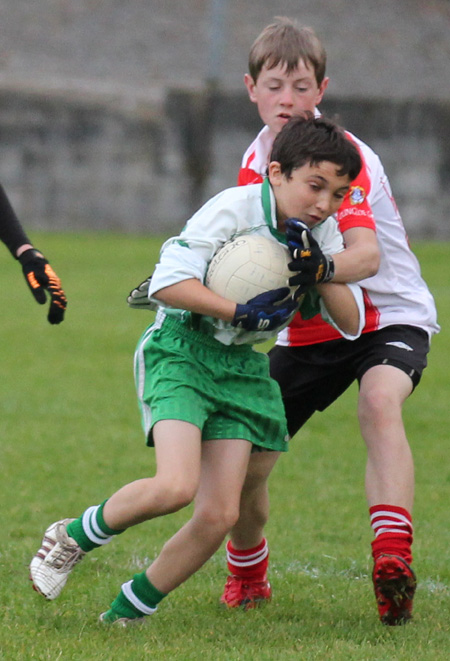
[261,178,287,245]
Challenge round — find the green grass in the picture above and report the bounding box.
[1,234,450,660]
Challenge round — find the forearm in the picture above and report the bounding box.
[0,185,32,257]
[316,282,361,336]
[331,227,379,283]
[153,278,236,322]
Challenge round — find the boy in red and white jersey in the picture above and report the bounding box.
[221,17,439,626]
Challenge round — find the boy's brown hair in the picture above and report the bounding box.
[248,16,327,85]
[270,114,362,182]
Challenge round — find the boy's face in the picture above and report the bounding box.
[245,59,329,138]
[268,160,351,229]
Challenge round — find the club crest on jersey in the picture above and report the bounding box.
[349,186,366,205]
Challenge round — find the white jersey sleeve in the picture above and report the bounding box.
[149,184,292,346]
[319,283,365,340]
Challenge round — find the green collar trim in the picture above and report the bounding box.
[261,178,287,245]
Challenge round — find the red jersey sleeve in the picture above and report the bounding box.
[237,167,264,187]
[337,135,376,233]
[237,149,265,186]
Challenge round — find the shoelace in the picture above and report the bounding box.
[48,526,85,570]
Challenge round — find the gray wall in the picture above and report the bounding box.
[1,0,449,238]
[0,85,448,238]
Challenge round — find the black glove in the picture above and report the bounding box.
[18,249,67,324]
[285,218,334,293]
[232,287,298,331]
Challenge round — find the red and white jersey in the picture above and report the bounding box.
[238,125,439,345]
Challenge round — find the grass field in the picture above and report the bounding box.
[1,233,450,660]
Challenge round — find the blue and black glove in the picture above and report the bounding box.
[18,249,67,324]
[285,218,335,294]
[231,287,298,331]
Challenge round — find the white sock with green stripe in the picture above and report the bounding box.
[66,501,123,552]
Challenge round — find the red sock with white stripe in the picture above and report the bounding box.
[370,505,413,564]
[226,538,269,581]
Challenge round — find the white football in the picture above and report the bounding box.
[205,234,293,304]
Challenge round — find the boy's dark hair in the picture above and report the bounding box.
[270,114,362,181]
[248,17,327,84]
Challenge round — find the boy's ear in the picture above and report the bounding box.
[316,76,330,105]
[244,73,258,103]
[268,161,282,186]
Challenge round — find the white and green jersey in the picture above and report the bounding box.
[148,179,365,345]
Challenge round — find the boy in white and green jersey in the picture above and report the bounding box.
[30,115,365,626]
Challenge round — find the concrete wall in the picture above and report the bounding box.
[0,87,177,233]
[1,1,449,238]
[0,85,449,238]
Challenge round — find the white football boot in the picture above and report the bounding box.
[29,518,86,600]
[98,611,148,627]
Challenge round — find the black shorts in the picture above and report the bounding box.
[269,325,430,438]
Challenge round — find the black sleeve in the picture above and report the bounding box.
[0,184,31,257]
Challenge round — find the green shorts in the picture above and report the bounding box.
[134,315,289,452]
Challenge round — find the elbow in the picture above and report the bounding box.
[341,301,363,337]
[152,285,175,306]
[367,259,380,279]
[339,315,360,337]
[348,318,361,336]
[365,247,380,278]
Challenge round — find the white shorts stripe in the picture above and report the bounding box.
[134,318,165,438]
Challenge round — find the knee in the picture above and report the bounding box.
[241,452,277,496]
[221,506,241,532]
[241,471,266,497]
[195,504,241,538]
[154,480,197,514]
[358,386,398,425]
